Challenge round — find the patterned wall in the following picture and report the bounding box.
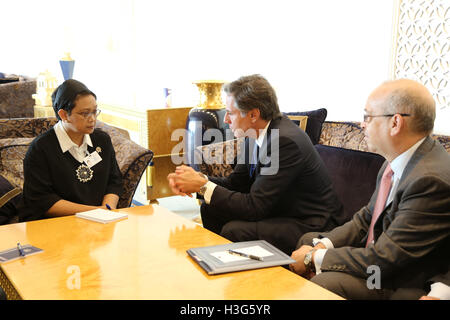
[392,0,449,110]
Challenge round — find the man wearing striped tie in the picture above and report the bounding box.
[289,79,450,300]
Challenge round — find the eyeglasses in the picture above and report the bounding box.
[363,113,410,123]
[74,109,101,119]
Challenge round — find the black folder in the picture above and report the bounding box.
[187,240,295,275]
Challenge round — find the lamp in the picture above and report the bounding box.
[32,70,58,117]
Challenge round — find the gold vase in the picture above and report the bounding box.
[193,80,226,109]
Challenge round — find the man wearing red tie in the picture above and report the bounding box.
[289,79,450,300]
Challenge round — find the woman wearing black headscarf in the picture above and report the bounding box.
[18,79,123,221]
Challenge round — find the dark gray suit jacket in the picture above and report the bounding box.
[208,115,344,229]
[317,136,450,289]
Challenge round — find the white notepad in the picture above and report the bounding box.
[75,208,128,224]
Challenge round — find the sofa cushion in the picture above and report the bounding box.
[315,144,385,223]
[0,137,34,148]
[285,108,327,144]
[319,121,369,152]
[0,174,22,225]
[197,138,244,177]
[0,79,36,118]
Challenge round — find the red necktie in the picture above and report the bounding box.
[366,164,393,247]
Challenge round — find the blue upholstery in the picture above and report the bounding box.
[315,144,385,223]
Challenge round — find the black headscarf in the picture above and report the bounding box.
[51,79,96,120]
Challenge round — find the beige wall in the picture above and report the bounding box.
[2,0,448,133]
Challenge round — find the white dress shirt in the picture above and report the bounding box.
[312,137,426,274]
[203,121,271,204]
[54,121,93,163]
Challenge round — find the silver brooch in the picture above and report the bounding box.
[76,164,93,183]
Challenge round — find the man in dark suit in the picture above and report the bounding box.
[289,79,450,299]
[167,74,344,254]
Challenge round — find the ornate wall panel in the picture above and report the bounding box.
[392,0,449,110]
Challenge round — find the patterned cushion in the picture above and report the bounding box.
[0,117,57,138]
[0,79,36,118]
[320,121,450,153]
[0,145,29,189]
[0,137,34,148]
[432,134,450,153]
[319,121,369,152]
[197,138,244,177]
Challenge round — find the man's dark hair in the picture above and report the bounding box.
[223,74,282,120]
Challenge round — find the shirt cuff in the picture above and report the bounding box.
[203,181,217,204]
[312,237,334,249]
[313,249,327,275]
[428,282,450,300]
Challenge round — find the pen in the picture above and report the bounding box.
[105,204,112,210]
[228,249,263,261]
[17,242,25,257]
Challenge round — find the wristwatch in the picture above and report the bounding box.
[303,249,317,273]
[197,173,208,196]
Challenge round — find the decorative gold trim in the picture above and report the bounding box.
[287,115,308,131]
[0,188,21,207]
[193,80,226,110]
[0,267,22,300]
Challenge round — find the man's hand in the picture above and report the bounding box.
[419,296,440,300]
[289,245,313,276]
[167,165,207,197]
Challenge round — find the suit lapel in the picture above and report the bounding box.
[256,117,281,176]
[373,136,434,236]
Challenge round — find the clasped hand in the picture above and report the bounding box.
[289,245,314,277]
[167,165,207,197]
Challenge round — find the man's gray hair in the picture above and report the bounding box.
[382,80,436,134]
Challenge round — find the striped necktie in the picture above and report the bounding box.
[249,143,259,177]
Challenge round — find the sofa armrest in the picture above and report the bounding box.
[110,135,153,208]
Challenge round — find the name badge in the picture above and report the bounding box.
[83,151,102,168]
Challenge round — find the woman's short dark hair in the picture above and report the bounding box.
[51,79,96,120]
[223,74,282,121]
